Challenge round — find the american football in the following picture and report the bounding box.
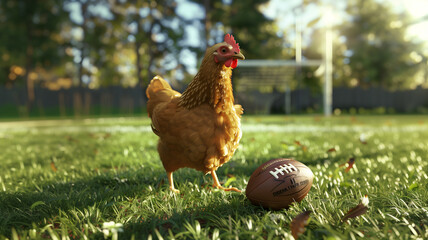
[246,158,314,210]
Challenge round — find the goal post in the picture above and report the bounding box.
[235,5,334,116]
[236,59,327,114]
[235,22,333,116]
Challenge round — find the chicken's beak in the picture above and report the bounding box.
[233,52,245,60]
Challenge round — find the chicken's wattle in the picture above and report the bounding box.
[225,59,238,69]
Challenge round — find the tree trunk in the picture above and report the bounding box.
[24,14,34,115]
[135,32,144,104]
[135,18,143,89]
[135,44,143,88]
[203,0,211,49]
[146,8,156,87]
[77,47,85,89]
[147,42,154,83]
[24,45,34,115]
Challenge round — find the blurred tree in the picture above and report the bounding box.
[0,0,69,111]
[187,0,222,50]
[340,0,424,89]
[64,0,122,115]
[65,0,122,88]
[190,0,288,60]
[226,0,288,60]
[109,0,184,91]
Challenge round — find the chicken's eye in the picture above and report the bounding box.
[221,48,227,53]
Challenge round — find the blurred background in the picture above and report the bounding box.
[0,0,427,118]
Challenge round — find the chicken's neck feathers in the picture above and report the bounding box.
[179,56,234,112]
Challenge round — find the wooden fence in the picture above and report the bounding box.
[0,87,146,118]
[0,86,427,117]
[251,86,428,114]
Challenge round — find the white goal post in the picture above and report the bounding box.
[235,5,334,116]
[237,59,332,115]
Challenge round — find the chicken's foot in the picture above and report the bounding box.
[167,172,180,193]
[211,170,241,192]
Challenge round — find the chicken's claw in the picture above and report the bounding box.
[167,172,180,194]
[213,184,242,192]
[210,170,242,193]
[170,187,180,194]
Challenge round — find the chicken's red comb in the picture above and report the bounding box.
[224,34,240,53]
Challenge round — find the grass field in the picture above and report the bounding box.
[0,115,427,239]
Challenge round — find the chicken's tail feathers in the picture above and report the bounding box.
[146,75,173,99]
[146,75,181,118]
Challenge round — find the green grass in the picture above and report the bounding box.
[0,115,427,239]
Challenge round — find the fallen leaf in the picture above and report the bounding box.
[340,157,355,173]
[50,162,57,172]
[342,195,369,222]
[294,140,308,152]
[301,145,308,152]
[345,158,355,172]
[291,211,311,239]
[327,148,336,153]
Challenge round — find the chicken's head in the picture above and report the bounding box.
[212,34,245,69]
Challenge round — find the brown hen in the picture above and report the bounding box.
[146,34,245,193]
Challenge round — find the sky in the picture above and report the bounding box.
[394,0,428,42]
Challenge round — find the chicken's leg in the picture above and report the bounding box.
[167,171,180,193]
[211,170,241,192]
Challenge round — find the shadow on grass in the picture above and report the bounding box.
[120,192,263,239]
[0,161,259,236]
[0,156,310,238]
[0,168,164,236]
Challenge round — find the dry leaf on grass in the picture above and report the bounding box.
[342,195,369,222]
[294,140,308,152]
[327,148,336,153]
[290,210,311,239]
[339,157,355,173]
[50,162,57,172]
